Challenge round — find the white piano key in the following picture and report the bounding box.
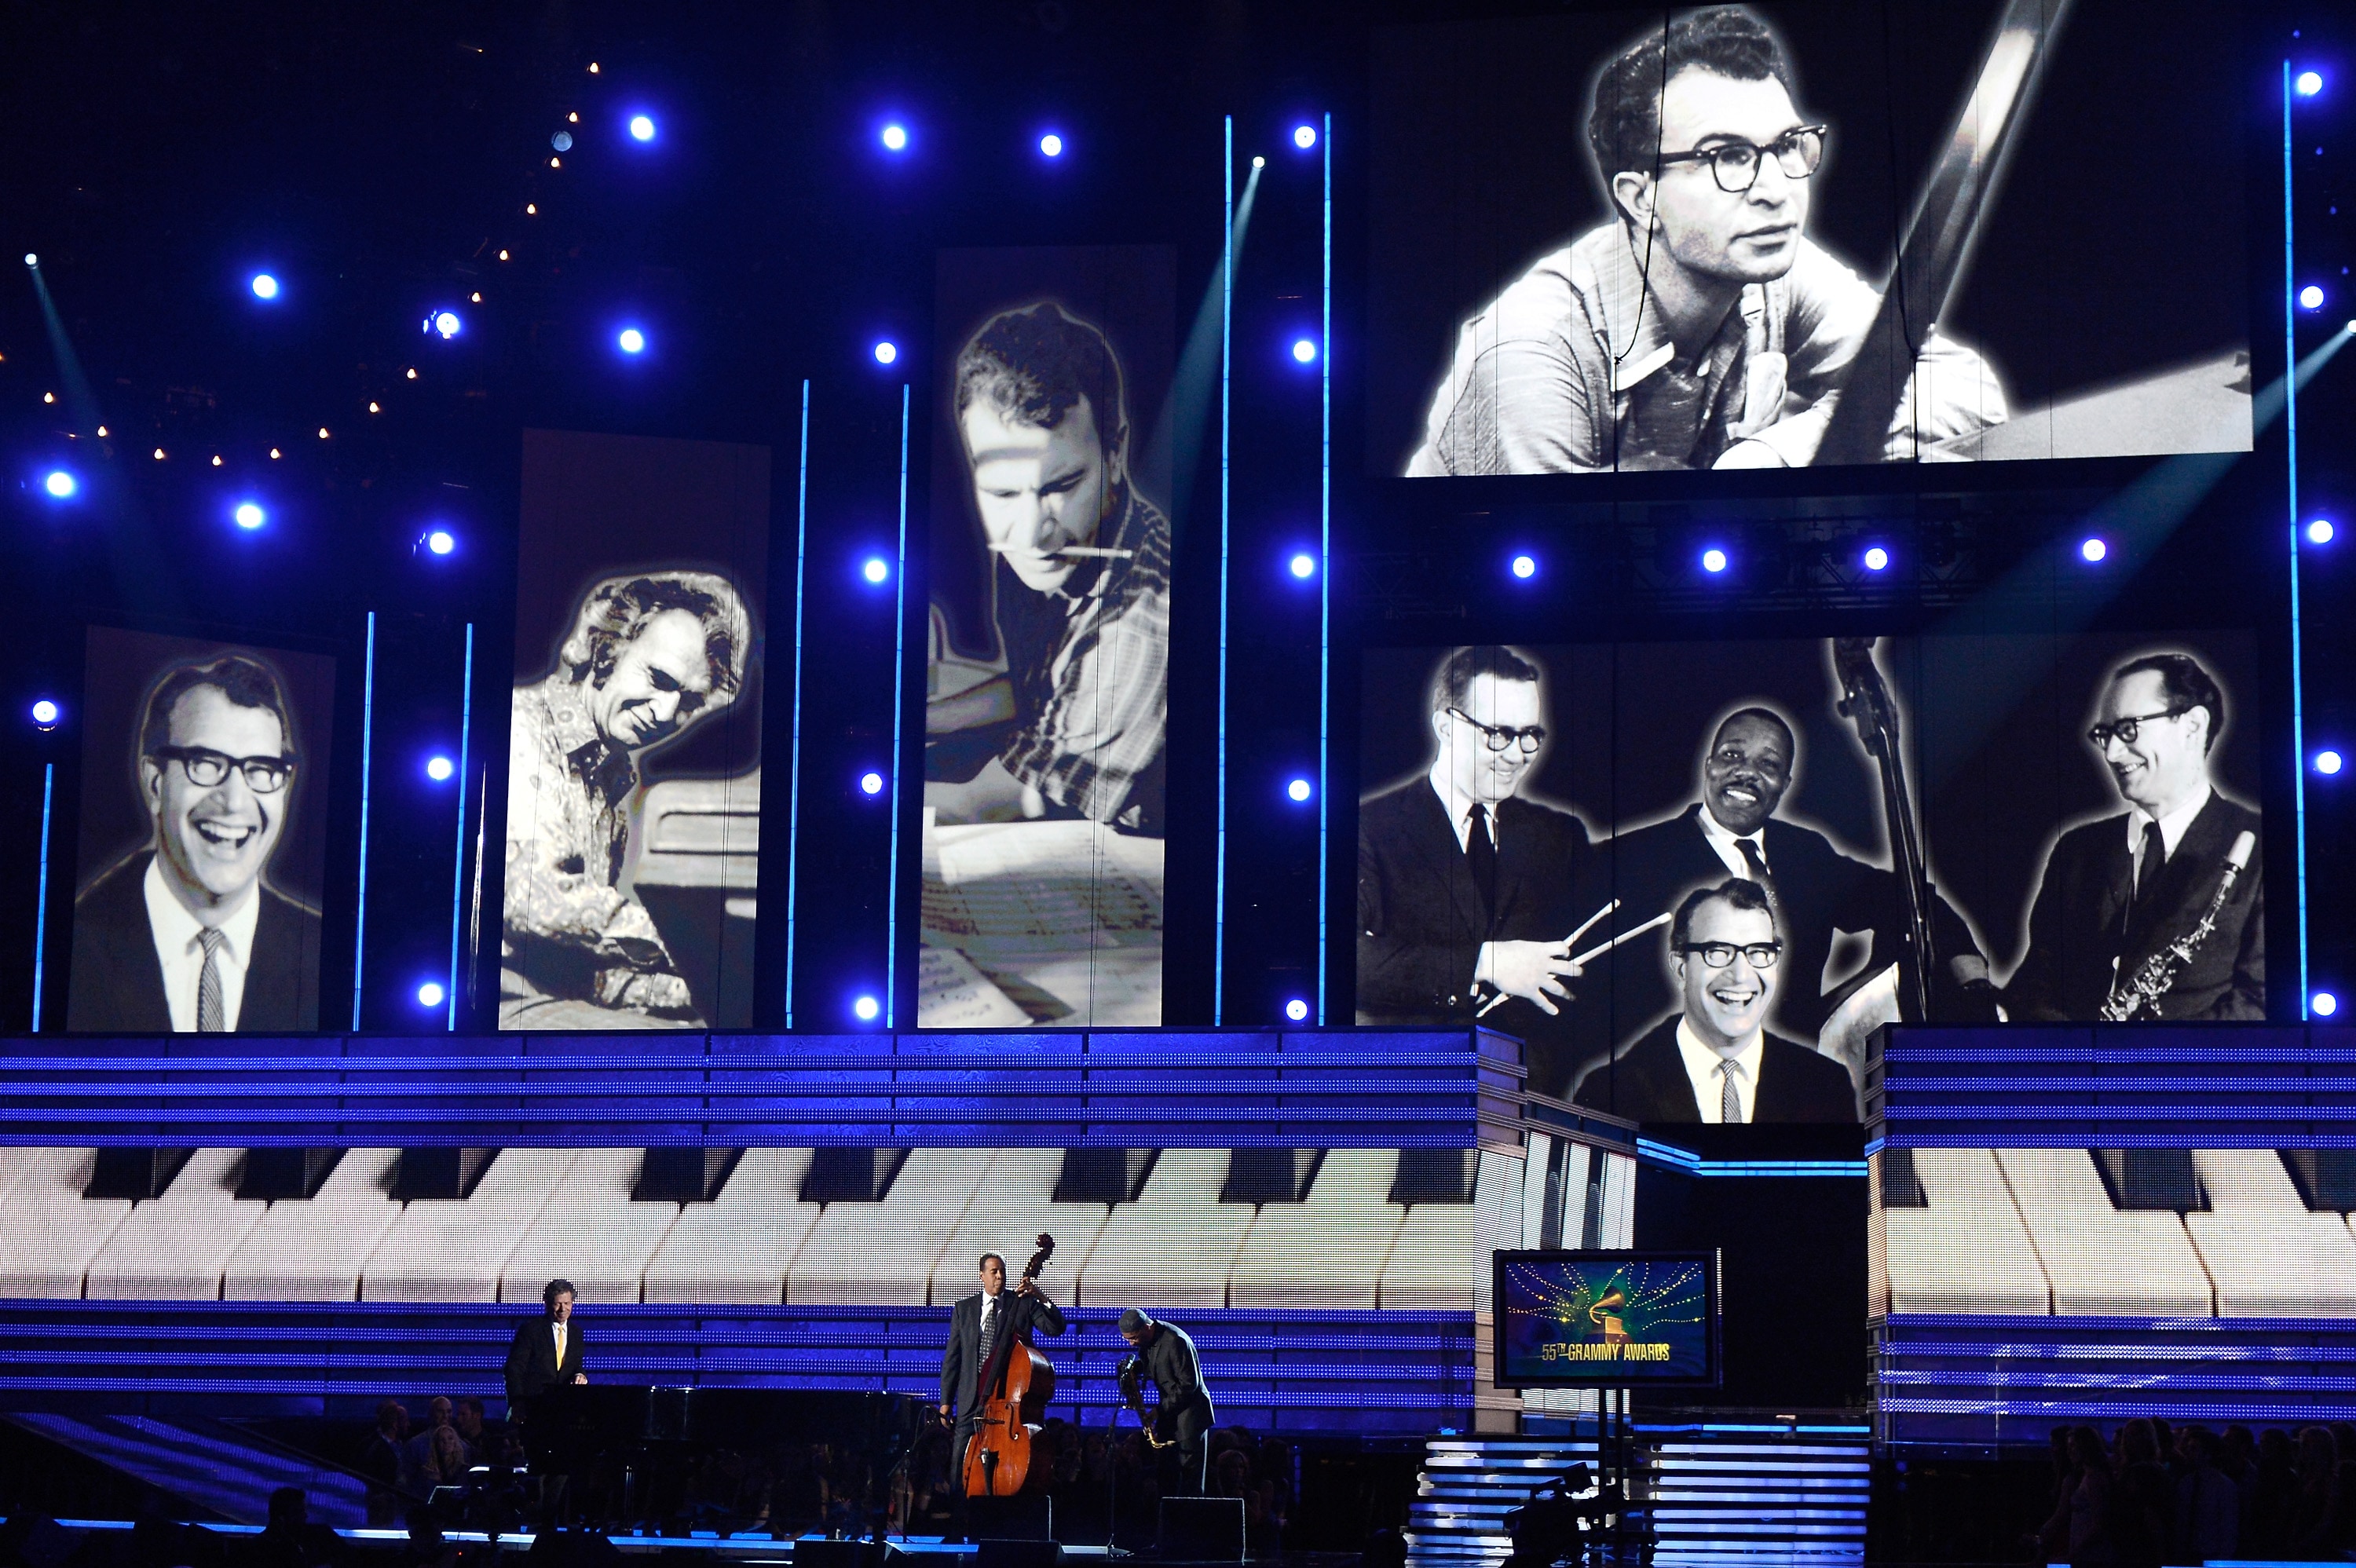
[786,1150,990,1305]
[85,1149,266,1301]
[0,1150,133,1298]
[1992,1150,2212,1316]
[500,1149,685,1307]
[930,1148,1107,1307]
[1228,1150,1403,1310]
[360,1150,581,1302]
[220,1150,404,1301]
[1073,1149,1259,1310]
[642,1149,818,1304]
[2188,1151,2356,1317]
[1381,1172,1479,1311]
[1882,1150,2052,1314]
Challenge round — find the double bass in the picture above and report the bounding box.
[961,1233,1056,1497]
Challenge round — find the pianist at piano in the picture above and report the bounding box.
[502,571,753,1030]
[504,1278,587,1408]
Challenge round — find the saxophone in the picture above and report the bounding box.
[2100,831,2255,1022]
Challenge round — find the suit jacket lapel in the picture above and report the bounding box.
[1407,783,1491,939]
[2125,797,2240,963]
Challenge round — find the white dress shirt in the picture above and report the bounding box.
[143,857,259,1032]
[2128,782,2213,878]
[1696,808,1769,882]
[1676,1017,1765,1124]
[1427,766,1500,853]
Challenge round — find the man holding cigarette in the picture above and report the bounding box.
[925,302,1170,832]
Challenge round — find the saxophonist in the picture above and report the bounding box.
[2006,654,2263,1022]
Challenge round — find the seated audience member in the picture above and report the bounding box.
[2175,1427,2239,1565]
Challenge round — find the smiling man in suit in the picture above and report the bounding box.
[2006,653,2263,1021]
[1356,646,1596,1093]
[505,1278,587,1409]
[68,655,322,1033]
[939,1252,1066,1506]
[1574,878,1855,1122]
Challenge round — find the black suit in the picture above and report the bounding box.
[1571,1018,1858,1124]
[2006,792,2264,1022]
[940,1288,1066,1502]
[67,852,323,1032]
[503,1316,586,1408]
[1556,806,1979,1095]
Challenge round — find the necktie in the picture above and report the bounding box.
[1466,805,1498,917]
[979,1297,998,1362]
[196,930,227,1033]
[1718,1058,1747,1124]
[554,1322,566,1368]
[1736,838,1779,923]
[2128,819,2166,931]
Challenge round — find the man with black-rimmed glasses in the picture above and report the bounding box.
[69,654,323,1031]
[1357,646,1596,1059]
[1408,5,2004,475]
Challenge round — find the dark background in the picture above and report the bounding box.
[71,625,335,909]
[1366,0,2251,475]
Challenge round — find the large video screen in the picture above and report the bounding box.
[1368,0,2251,476]
[500,430,770,1031]
[1358,634,2263,1113]
[1494,1250,1721,1387]
[920,246,1175,1027]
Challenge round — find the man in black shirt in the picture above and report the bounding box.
[1119,1308,1214,1495]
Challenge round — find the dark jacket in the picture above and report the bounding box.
[66,851,322,1032]
[503,1316,585,1406]
[1571,1017,1859,1124]
[939,1288,1066,1416]
[2005,792,2264,1022]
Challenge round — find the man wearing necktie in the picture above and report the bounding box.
[1557,705,1989,1098]
[1572,878,1856,1123]
[1357,646,1597,1091]
[504,1278,588,1520]
[2006,653,2263,1021]
[939,1251,1066,1517]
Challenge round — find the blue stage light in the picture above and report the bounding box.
[30,699,60,730]
[873,340,898,365]
[42,470,75,499]
[2317,749,2344,777]
[863,557,890,584]
[1293,124,1318,151]
[416,981,446,1008]
[628,114,657,142]
[1290,553,1316,579]
[250,273,280,301]
[2318,991,2341,1018]
[430,310,462,340]
[2303,285,2327,310]
[425,755,455,783]
[617,327,647,355]
[1291,338,1319,364]
[233,501,266,531]
[551,130,573,152]
[1040,133,1063,158]
[880,123,909,152]
[1510,554,1537,579]
[1287,778,1313,803]
[2079,536,2108,563]
[859,770,884,795]
[1863,545,1890,572]
[853,994,881,1022]
[2310,518,2336,545]
[1701,547,1729,574]
[2296,70,2324,97]
[1285,997,1311,1022]
[426,528,456,556]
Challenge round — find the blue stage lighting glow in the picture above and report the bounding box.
[617,327,647,354]
[853,994,881,1022]
[30,699,60,729]
[2296,70,2324,97]
[1701,547,1729,574]
[1863,545,1890,572]
[416,981,446,1008]
[426,528,455,556]
[425,755,455,783]
[873,340,898,366]
[250,273,280,300]
[551,130,573,152]
[628,114,656,142]
[2310,518,2336,544]
[431,310,462,340]
[1290,553,1316,579]
[42,470,75,499]
[1510,554,1537,579]
[1285,997,1311,1022]
[233,502,266,531]
[2080,536,2108,563]
[2318,749,2345,776]
[862,557,890,585]
[1040,133,1063,158]
[1291,338,1318,364]
[22,254,36,268]
[859,770,884,796]
[2303,285,2327,310]
[880,123,909,152]
[1287,778,1313,803]
[2318,991,2341,1018]
[1293,124,1318,150]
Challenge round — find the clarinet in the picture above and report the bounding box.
[2100,831,2255,1022]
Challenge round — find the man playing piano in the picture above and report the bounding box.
[938,1252,1067,1493]
[1408,5,2004,476]
[504,1279,587,1522]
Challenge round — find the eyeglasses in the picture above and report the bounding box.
[152,745,295,793]
[1680,941,1783,970]
[1657,126,1827,194]
[2087,707,2188,751]
[1447,708,1546,755]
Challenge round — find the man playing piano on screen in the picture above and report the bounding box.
[1407,5,2005,477]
